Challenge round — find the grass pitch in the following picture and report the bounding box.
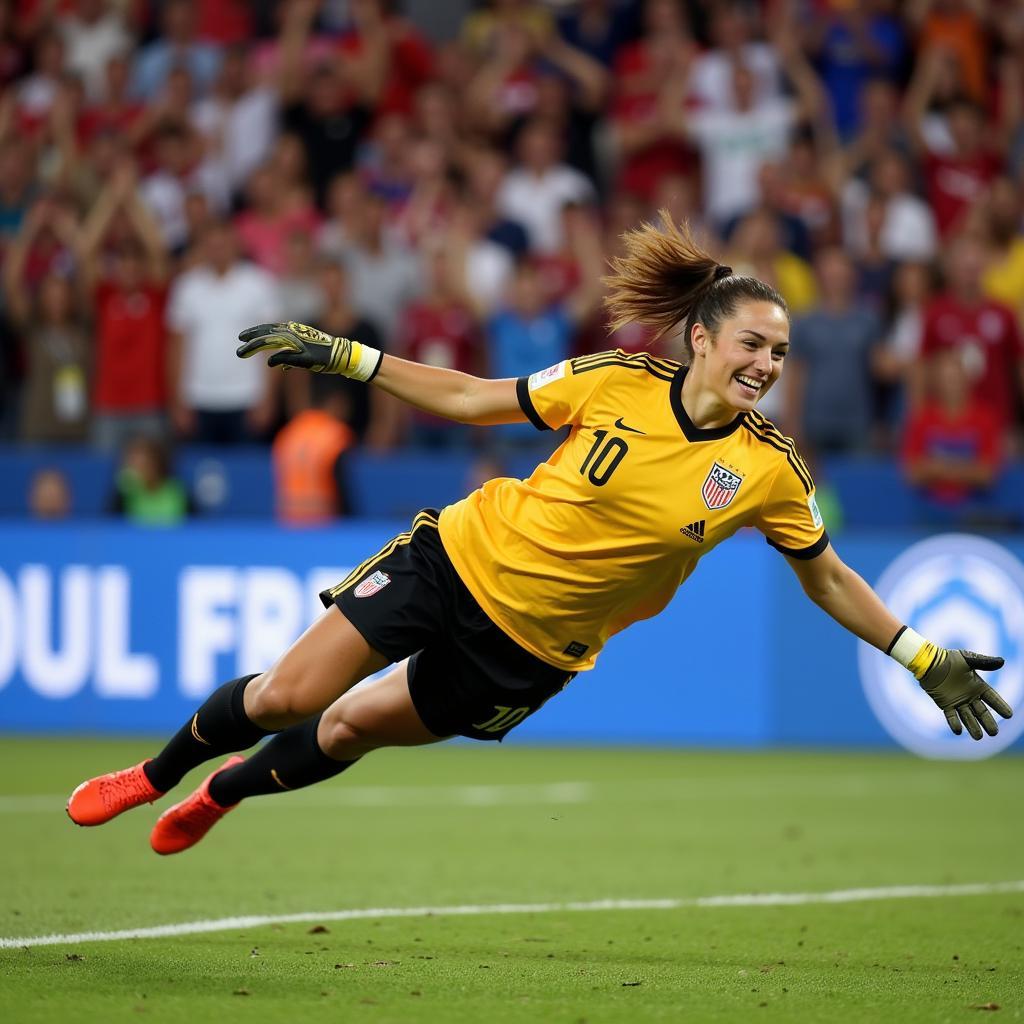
[1,738,1022,1023]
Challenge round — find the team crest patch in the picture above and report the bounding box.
[701,462,744,510]
[354,570,391,598]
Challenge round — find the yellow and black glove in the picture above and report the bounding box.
[916,648,1012,740]
[236,322,382,380]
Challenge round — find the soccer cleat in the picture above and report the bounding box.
[67,759,164,826]
[149,756,244,855]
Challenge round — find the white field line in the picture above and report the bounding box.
[3,881,1023,950]
[0,781,592,814]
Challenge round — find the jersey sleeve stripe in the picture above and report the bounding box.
[570,357,675,382]
[516,376,552,431]
[571,350,679,376]
[766,531,830,560]
[741,422,815,494]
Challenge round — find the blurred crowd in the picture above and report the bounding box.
[3,0,1024,524]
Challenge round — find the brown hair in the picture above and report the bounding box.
[603,211,788,360]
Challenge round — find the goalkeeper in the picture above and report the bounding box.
[67,215,1013,854]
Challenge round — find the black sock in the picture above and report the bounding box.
[208,714,358,807]
[143,675,271,792]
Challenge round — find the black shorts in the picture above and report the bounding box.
[319,509,575,742]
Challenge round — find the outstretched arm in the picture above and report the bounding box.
[237,322,526,425]
[786,543,1012,740]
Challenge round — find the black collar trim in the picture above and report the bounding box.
[670,366,746,442]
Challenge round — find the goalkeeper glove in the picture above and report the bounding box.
[889,627,1013,740]
[236,322,382,381]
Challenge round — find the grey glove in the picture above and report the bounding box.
[237,322,358,374]
[918,649,1013,740]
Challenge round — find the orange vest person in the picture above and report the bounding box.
[272,398,354,524]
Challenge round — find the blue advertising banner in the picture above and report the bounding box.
[0,524,1022,756]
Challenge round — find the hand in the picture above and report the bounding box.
[918,649,1013,740]
[237,321,381,380]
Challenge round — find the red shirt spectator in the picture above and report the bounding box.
[93,276,167,412]
[920,294,1022,429]
[923,148,1000,237]
[903,401,1001,504]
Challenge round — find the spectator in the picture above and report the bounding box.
[396,243,483,449]
[3,200,91,443]
[972,177,1024,319]
[306,258,393,448]
[904,47,1002,237]
[109,435,193,525]
[331,186,422,349]
[496,116,596,252]
[875,260,935,442]
[78,54,144,145]
[786,247,882,453]
[15,31,64,126]
[139,122,228,253]
[902,349,1005,524]
[131,0,222,101]
[279,18,372,208]
[605,0,697,203]
[841,149,938,263]
[726,208,817,318]
[676,31,828,229]
[555,0,635,68]
[28,466,72,519]
[464,145,529,257]
[338,0,434,117]
[805,0,907,140]
[915,235,1024,434]
[479,205,603,454]
[442,192,514,317]
[57,0,133,103]
[687,2,783,112]
[166,220,279,444]
[233,161,319,276]
[271,376,355,524]
[78,160,170,453]
[191,42,279,201]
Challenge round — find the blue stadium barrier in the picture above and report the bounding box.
[1,522,1021,756]
[2,445,1023,527]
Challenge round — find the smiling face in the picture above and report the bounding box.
[689,300,790,414]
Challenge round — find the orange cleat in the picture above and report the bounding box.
[67,760,164,826]
[150,756,244,856]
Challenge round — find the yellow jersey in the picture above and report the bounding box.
[438,350,828,671]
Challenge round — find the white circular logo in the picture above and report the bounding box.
[857,534,1024,760]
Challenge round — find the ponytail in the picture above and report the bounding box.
[603,211,788,360]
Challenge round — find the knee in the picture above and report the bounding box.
[244,670,313,730]
[318,711,373,760]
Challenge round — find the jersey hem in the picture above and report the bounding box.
[437,511,591,672]
[516,377,552,431]
[766,531,830,560]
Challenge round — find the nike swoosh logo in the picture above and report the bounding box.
[614,417,646,434]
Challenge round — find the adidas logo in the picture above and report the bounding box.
[679,519,705,543]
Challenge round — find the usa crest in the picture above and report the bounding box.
[701,462,743,510]
[354,570,391,598]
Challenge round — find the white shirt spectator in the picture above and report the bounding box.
[464,238,513,314]
[192,87,278,196]
[841,179,938,262]
[496,165,595,253]
[168,262,279,411]
[59,9,133,101]
[686,98,796,224]
[687,43,782,113]
[334,240,423,346]
[139,165,230,250]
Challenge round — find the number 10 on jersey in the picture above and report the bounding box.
[579,430,629,486]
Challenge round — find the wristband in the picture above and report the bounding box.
[887,625,942,680]
[347,340,383,382]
